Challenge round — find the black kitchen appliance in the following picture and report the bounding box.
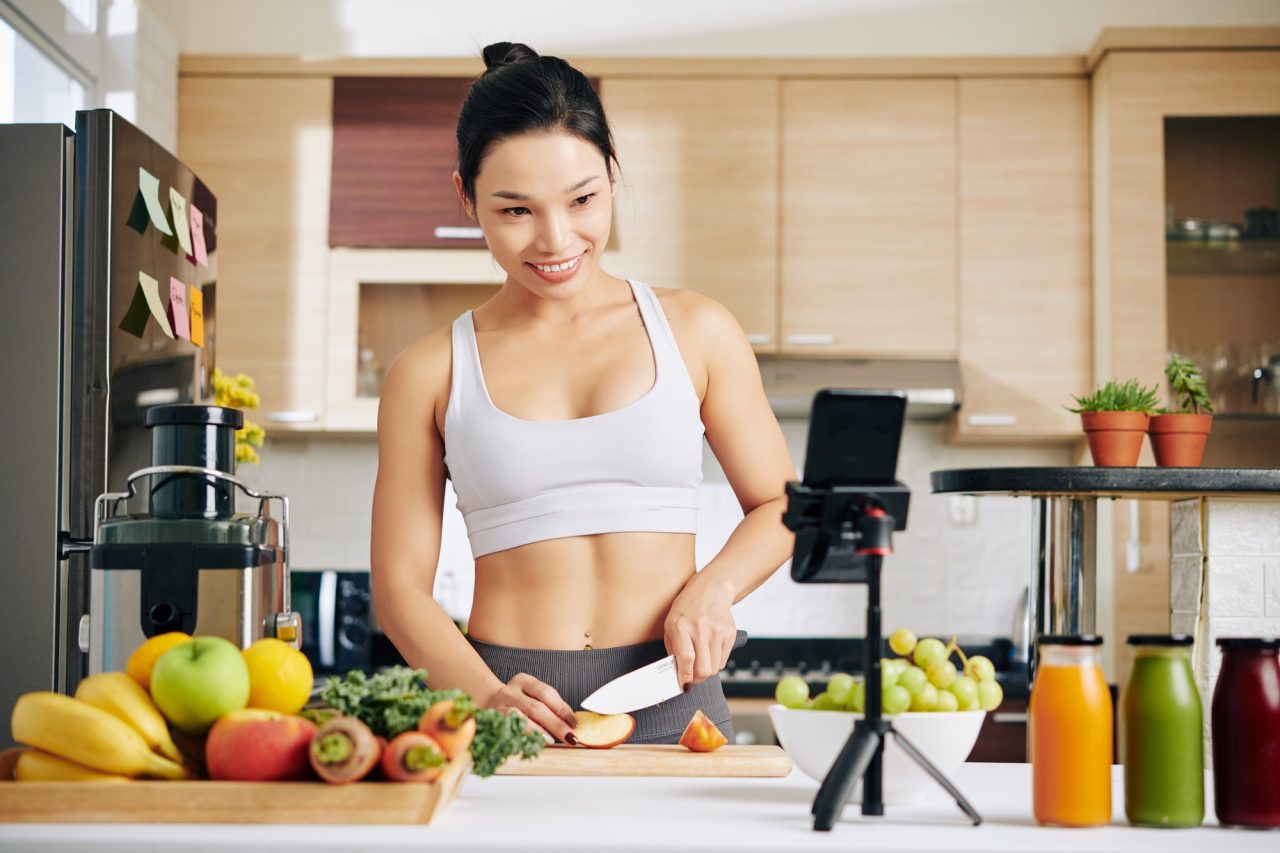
[291,571,377,674]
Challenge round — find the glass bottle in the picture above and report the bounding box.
[1029,635,1112,827]
[1211,637,1280,828]
[1121,634,1203,827]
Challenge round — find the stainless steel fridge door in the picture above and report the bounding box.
[0,123,76,747]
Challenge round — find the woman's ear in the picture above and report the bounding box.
[453,171,476,220]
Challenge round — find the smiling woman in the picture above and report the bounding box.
[369,41,798,747]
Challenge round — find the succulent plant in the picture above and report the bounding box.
[1163,352,1214,415]
[1066,378,1161,414]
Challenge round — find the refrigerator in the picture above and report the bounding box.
[0,111,218,746]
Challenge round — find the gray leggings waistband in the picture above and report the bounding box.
[466,634,734,745]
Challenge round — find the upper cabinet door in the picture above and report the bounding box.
[953,78,1091,440]
[781,79,958,358]
[602,78,780,350]
[329,77,479,249]
[178,76,333,429]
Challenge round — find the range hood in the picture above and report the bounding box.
[757,357,962,419]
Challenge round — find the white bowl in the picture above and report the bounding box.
[767,704,985,804]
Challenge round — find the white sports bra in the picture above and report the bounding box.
[443,280,704,558]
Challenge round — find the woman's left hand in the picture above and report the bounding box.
[664,576,737,692]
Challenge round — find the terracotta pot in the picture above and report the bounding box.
[1149,413,1213,467]
[1080,411,1150,466]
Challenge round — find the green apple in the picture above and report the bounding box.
[149,636,251,735]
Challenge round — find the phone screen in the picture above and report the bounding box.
[801,390,906,487]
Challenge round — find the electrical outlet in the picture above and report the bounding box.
[949,495,977,525]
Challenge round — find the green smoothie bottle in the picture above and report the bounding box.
[1120,635,1204,827]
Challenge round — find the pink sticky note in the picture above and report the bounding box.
[189,204,208,266]
[169,277,190,340]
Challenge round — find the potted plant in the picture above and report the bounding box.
[1149,353,1214,467]
[1066,379,1161,467]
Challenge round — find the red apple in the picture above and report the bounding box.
[571,711,635,748]
[205,708,317,781]
[678,709,727,753]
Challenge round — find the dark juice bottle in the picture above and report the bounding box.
[1211,637,1280,828]
[1120,635,1203,827]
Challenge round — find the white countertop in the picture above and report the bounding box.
[0,763,1273,853]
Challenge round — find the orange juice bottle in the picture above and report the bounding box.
[1029,635,1113,826]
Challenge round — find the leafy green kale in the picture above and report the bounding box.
[318,667,543,777]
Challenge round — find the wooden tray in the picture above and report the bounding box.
[0,748,469,825]
[495,743,793,777]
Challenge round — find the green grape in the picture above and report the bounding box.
[912,638,948,669]
[888,628,918,656]
[961,695,982,712]
[910,683,939,712]
[847,680,866,713]
[977,679,1004,712]
[926,660,957,689]
[882,685,911,715]
[811,691,839,711]
[898,665,928,696]
[967,655,996,683]
[775,675,810,709]
[880,660,901,691]
[933,690,959,713]
[949,675,979,709]
[826,672,856,706]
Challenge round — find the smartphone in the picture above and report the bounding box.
[801,389,907,487]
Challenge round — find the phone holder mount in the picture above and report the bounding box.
[782,481,982,830]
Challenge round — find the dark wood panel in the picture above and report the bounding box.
[968,697,1027,763]
[329,77,479,248]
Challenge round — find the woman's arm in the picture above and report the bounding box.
[663,293,798,689]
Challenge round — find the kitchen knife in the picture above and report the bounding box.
[579,630,748,715]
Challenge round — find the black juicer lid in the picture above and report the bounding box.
[145,404,243,429]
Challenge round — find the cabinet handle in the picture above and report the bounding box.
[965,414,1018,427]
[746,333,772,346]
[992,712,1027,724]
[433,226,484,240]
[784,334,836,347]
[267,410,319,424]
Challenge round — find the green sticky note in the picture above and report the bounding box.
[127,191,150,234]
[138,168,173,236]
[118,282,151,338]
[139,271,174,338]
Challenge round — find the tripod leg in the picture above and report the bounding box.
[889,728,983,826]
[812,725,882,831]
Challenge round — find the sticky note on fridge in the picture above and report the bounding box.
[189,204,209,266]
[169,277,190,339]
[137,168,173,236]
[139,271,174,338]
[189,287,205,347]
[118,283,151,337]
[168,188,192,255]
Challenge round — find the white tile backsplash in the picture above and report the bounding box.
[248,417,1070,638]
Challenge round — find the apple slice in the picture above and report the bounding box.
[678,709,727,753]
[571,711,635,748]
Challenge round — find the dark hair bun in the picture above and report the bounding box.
[481,42,539,71]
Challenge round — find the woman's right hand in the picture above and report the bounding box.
[484,674,581,745]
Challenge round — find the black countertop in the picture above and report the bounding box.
[931,466,1280,500]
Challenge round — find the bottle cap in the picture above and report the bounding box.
[1215,637,1280,651]
[1038,634,1103,647]
[1127,634,1193,646]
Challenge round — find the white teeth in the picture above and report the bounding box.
[532,255,581,273]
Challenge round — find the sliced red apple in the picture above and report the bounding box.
[678,709,727,753]
[571,711,635,748]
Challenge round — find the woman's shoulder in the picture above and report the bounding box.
[647,284,745,345]
[380,319,456,409]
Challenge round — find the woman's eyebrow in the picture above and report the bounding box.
[490,175,599,201]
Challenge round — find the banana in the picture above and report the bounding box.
[15,748,131,782]
[75,672,185,765]
[10,692,186,780]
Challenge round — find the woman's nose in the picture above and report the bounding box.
[534,210,571,254]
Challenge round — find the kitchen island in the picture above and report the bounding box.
[0,763,1272,852]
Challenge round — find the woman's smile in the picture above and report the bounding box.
[526,250,587,283]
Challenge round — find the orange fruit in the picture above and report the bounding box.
[125,632,192,690]
[242,638,313,715]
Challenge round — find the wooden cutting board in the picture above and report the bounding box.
[495,744,792,777]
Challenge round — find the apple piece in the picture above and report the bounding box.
[149,636,251,736]
[570,711,635,749]
[205,708,317,781]
[678,709,727,753]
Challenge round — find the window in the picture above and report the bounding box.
[0,15,89,126]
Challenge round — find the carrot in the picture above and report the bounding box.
[381,732,447,783]
[309,716,380,784]
[417,699,477,761]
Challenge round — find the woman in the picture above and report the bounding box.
[371,42,796,745]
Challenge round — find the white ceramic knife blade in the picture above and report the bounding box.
[579,654,681,715]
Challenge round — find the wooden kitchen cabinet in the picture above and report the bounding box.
[601,78,780,351]
[178,76,333,430]
[780,79,958,359]
[951,77,1092,442]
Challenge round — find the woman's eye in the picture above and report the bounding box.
[572,193,595,207]
[501,206,530,217]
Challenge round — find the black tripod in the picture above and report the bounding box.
[783,482,982,831]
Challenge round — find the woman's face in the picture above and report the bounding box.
[458,131,614,300]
